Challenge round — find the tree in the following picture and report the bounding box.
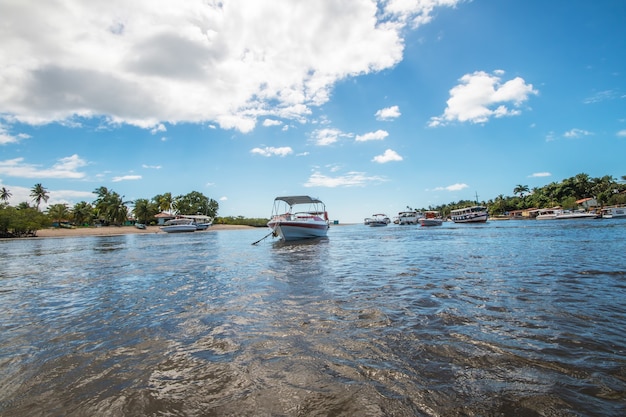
[153,192,174,212]
[0,187,11,204]
[47,203,70,227]
[30,183,49,210]
[133,198,158,224]
[174,191,218,217]
[513,184,530,199]
[92,187,130,225]
[72,201,94,226]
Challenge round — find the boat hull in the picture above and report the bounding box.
[419,218,443,226]
[451,213,488,223]
[159,225,197,233]
[269,221,329,241]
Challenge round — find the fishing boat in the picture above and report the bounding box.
[368,214,390,227]
[159,218,197,233]
[601,206,626,219]
[450,206,488,223]
[419,211,443,226]
[267,195,329,241]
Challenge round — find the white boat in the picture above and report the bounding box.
[419,211,443,226]
[267,195,329,241]
[601,206,626,219]
[450,206,488,223]
[536,208,561,220]
[179,214,213,230]
[368,214,390,227]
[159,218,197,233]
[555,210,599,220]
[397,211,421,225]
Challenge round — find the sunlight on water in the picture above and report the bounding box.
[1,220,626,416]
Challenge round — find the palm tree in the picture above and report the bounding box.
[46,203,70,227]
[30,183,50,211]
[0,187,11,204]
[513,184,530,199]
[72,201,94,226]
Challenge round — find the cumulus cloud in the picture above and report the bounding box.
[0,0,461,132]
[375,105,401,121]
[142,164,162,169]
[529,172,551,178]
[304,171,387,187]
[0,124,31,145]
[429,70,538,127]
[432,183,469,191]
[618,130,626,137]
[372,149,403,163]
[311,128,351,146]
[250,146,293,157]
[112,175,142,182]
[0,154,87,179]
[356,129,389,142]
[262,119,282,127]
[563,128,593,138]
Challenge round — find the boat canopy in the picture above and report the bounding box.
[274,196,324,206]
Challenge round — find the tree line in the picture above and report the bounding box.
[0,184,219,237]
[418,173,626,217]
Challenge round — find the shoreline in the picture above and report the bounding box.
[4,224,257,240]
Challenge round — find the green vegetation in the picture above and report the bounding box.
[420,173,626,216]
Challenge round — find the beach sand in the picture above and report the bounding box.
[32,224,255,239]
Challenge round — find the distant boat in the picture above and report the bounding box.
[179,215,213,230]
[267,195,329,241]
[601,206,626,219]
[159,218,197,233]
[368,214,390,227]
[536,208,561,220]
[135,223,147,230]
[419,211,443,227]
[450,206,488,223]
[555,210,599,220]
[397,211,421,225]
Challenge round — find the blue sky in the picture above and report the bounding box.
[1,0,625,223]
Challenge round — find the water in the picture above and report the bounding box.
[1,220,625,416]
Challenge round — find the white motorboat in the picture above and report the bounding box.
[601,206,626,219]
[159,218,197,233]
[555,210,599,220]
[536,208,561,220]
[368,214,390,227]
[419,211,443,226]
[267,195,329,241]
[397,211,421,225]
[450,206,488,223]
[179,214,213,230]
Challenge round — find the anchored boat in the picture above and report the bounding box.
[267,196,329,241]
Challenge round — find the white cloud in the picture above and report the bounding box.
[563,128,593,138]
[375,105,401,121]
[432,183,468,191]
[250,146,293,157]
[262,119,282,127]
[219,196,228,201]
[304,171,387,187]
[0,154,87,179]
[0,124,31,145]
[372,149,403,163]
[142,164,162,169]
[150,124,166,134]
[618,130,626,137]
[356,129,389,142]
[0,182,94,208]
[529,172,551,178]
[311,128,351,146]
[112,175,142,182]
[0,1,461,133]
[429,70,538,127]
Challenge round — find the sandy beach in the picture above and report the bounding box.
[30,224,255,239]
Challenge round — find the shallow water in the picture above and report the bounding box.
[1,220,625,416]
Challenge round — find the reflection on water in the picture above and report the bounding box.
[1,220,626,416]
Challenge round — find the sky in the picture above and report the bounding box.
[1,0,625,223]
